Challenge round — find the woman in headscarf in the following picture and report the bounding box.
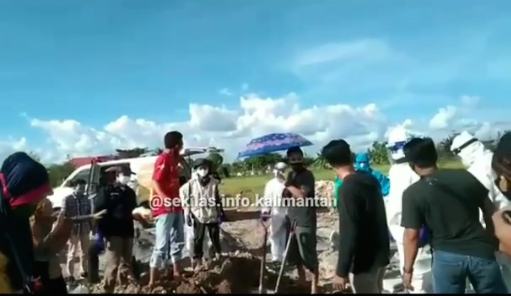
[0,152,53,293]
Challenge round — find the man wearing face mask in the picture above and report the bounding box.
[62,178,91,281]
[284,147,319,294]
[94,166,138,293]
[181,158,225,270]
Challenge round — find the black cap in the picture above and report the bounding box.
[192,158,212,170]
[105,165,135,175]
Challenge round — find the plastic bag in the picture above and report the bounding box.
[92,231,105,253]
[419,225,429,247]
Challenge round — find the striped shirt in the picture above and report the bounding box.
[62,193,92,236]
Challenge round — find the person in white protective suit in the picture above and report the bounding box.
[451,131,511,292]
[261,162,289,262]
[385,127,432,293]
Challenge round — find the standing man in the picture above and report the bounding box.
[284,147,319,294]
[329,152,390,249]
[400,137,506,294]
[451,131,511,291]
[181,158,224,270]
[62,179,91,281]
[261,162,289,263]
[322,140,390,294]
[94,166,138,293]
[149,131,185,287]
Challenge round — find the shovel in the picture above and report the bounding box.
[274,219,297,294]
[258,214,271,294]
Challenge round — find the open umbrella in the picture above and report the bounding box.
[238,133,313,158]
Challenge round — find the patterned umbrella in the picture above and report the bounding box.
[238,133,313,158]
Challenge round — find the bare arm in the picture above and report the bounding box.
[493,207,511,256]
[400,187,423,273]
[403,229,420,273]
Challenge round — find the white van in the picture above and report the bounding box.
[48,147,224,209]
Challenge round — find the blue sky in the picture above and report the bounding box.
[1,0,511,154]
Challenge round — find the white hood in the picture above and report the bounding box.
[386,163,420,244]
[452,132,509,210]
[261,178,287,217]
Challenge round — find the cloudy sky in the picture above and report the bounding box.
[1,0,511,163]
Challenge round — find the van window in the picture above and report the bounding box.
[64,168,90,187]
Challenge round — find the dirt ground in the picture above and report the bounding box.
[64,209,400,294]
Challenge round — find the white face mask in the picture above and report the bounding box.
[117,175,130,185]
[197,169,209,178]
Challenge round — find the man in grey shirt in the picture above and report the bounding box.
[284,147,319,294]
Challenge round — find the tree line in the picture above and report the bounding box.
[23,131,507,186]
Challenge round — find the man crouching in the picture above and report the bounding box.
[180,158,225,270]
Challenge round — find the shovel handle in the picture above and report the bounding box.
[274,219,297,294]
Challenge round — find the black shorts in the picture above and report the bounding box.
[287,225,319,273]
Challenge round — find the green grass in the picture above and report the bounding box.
[220,160,463,199]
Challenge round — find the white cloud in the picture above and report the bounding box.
[219,88,233,96]
[0,93,507,164]
[429,105,458,130]
[0,138,29,161]
[293,39,395,68]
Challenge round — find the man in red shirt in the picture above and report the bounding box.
[149,131,185,287]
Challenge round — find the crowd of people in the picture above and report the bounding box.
[262,128,511,294]
[1,126,511,294]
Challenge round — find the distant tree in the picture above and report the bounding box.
[115,147,148,159]
[367,141,388,164]
[47,158,76,187]
[207,152,224,170]
[27,151,42,163]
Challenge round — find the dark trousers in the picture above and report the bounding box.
[432,250,507,293]
[192,217,221,260]
[33,261,68,294]
[88,244,101,283]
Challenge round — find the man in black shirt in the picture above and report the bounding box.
[321,139,390,293]
[94,166,138,293]
[400,137,506,294]
[284,146,319,294]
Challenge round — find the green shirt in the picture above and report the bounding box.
[333,178,343,209]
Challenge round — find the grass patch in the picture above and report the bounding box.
[220,160,463,200]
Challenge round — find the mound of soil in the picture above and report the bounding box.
[88,252,307,294]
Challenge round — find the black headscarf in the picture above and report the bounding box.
[0,152,52,291]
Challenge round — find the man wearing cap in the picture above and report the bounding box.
[261,162,289,263]
[180,158,225,270]
[94,165,138,293]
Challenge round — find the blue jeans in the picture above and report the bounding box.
[149,212,185,268]
[432,250,507,293]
